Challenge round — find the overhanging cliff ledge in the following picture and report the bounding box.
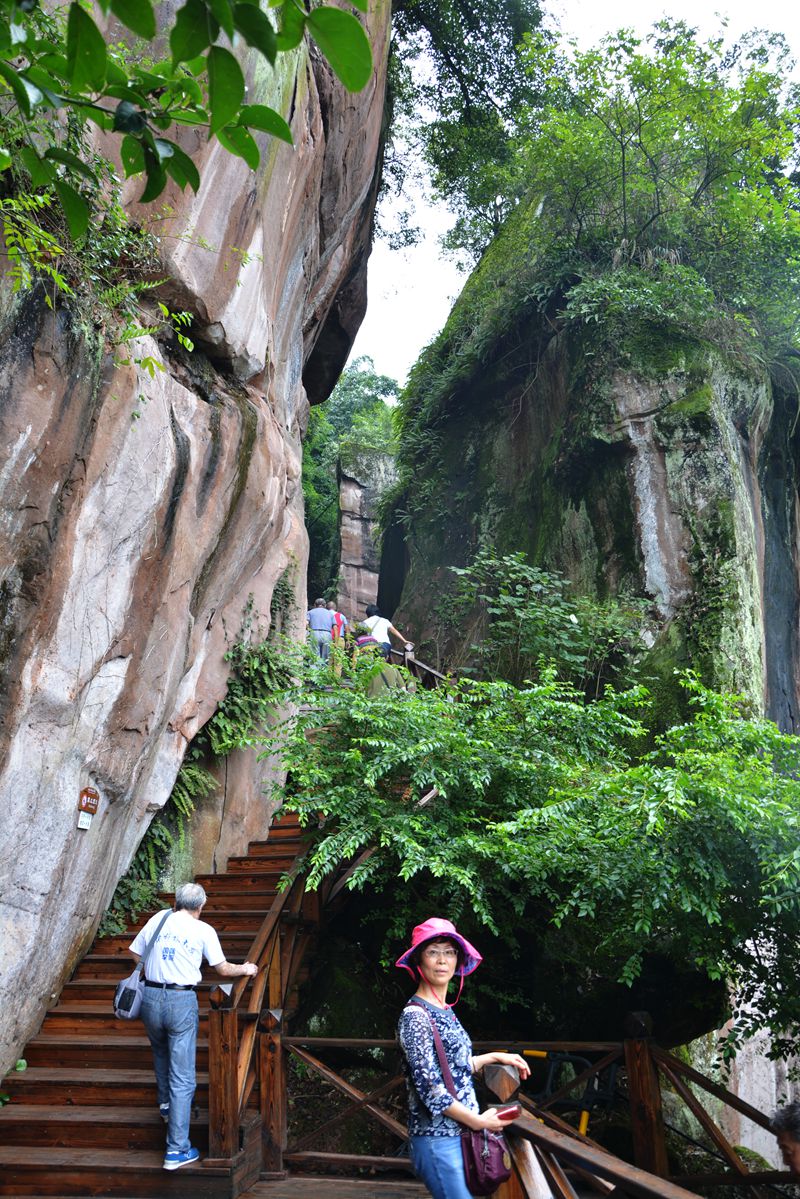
[0,1,391,1077]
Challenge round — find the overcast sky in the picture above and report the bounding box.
[348,0,800,386]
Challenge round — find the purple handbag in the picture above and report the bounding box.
[459,1127,513,1196]
[411,1000,512,1196]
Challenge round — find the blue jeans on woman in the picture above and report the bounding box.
[410,1134,473,1199]
[141,988,199,1154]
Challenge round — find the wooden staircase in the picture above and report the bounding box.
[0,814,309,1198]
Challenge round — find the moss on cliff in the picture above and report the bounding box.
[383,221,773,721]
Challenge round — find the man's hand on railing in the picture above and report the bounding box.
[214,958,259,978]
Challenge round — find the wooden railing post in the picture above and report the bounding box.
[208,1006,239,1160]
[259,1007,286,1175]
[623,1013,668,1177]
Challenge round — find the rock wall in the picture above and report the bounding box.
[337,444,397,622]
[0,4,390,1076]
[383,317,798,725]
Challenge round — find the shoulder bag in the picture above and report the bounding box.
[409,999,512,1196]
[113,908,173,1020]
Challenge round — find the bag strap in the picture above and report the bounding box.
[407,997,458,1100]
[139,908,174,977]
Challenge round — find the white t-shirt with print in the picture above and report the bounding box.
[130,909,224,985]
[363,615,392,643]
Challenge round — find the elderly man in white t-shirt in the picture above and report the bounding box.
[129,882,258,1171]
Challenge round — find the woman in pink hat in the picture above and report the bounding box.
[396,917,530,1198]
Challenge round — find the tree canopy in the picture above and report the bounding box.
[385,0,545,259]
[515,22,800,357]
[261,642,800,1055]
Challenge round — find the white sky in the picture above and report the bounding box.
[349,0,800,386]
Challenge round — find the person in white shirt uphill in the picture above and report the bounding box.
[129,882,258,1171]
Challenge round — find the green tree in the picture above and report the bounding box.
[324,355,399,434]
[262,653,800,1057]
[387,0,546,261]
[303,404,342,601]
[516,22,800,356]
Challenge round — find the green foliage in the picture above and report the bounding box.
[303,404,342,601]
[388,0,546,261]
[206,628,295,755]
[0,1060,27,1107]
[0,0,372,214]
[97,762,216,936]
[385,23,800,553]
[262,651,800,1056]
[515,22,800,355]
[450,547,648,693]
[303,356,399,599]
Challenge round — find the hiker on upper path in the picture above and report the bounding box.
[362,603,412,661]
[327,600,348,641]
[306,597,336,661]
[129,883,258,1171]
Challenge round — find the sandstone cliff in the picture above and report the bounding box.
[0,4,390,1076]
[337,442,397,621]
[383,302,798,732]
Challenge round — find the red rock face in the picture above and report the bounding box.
[0,9,390,1074]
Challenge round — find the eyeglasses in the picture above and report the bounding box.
[421,947,458,961]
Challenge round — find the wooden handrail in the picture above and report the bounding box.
[208,843,312,1158]
[388,646,449,685]
[651,1048,775,1133]
[511,1114,702,1199]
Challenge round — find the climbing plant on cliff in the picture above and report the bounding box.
[99,594,295,934]
[264,659,800,1056]
[0,0,372,230]
[449,547,647,693]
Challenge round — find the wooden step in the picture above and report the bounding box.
[39,1007,212,1037]
[23,1035,210,1071]
[92,930,255,956]
[59,978,224,1002]
[0,1146,233,1197]
[225,855,299,872]
[159,892,278,910]
[0,1103,211,1150]
[193,872,284,891]
[0,1067,208,1106]
[124,909,267,933]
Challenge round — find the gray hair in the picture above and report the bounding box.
[771,1102,800,1140]
[175,882,207,912]
[314,597,326,607]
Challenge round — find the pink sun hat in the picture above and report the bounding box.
[395,917,483,978]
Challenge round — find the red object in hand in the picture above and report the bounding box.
[497,1104,521,1121]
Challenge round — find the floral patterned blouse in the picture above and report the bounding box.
[397,997,479,1137]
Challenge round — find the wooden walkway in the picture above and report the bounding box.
[245,1179,427,1198]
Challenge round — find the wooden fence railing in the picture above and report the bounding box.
[206,840,330,1165]
[259,1032,793,1197]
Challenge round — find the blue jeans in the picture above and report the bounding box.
[311,630,332,661]
[410,1135,473,1199]
[141,988,198,1154]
